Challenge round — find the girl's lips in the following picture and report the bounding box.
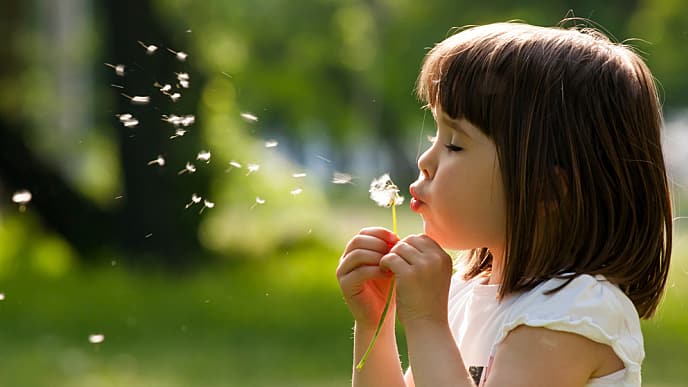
[409,185,425,212]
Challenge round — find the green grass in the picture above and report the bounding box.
[0,235,686,386]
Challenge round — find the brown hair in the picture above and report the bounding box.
[416,22,672,318]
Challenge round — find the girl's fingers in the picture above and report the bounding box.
[358,227,399,245]
[337,249,387,278]
[338,265,392,293]
[379,253,412,276]
[343,234,391,257]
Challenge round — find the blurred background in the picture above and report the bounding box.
[0,0,686,386]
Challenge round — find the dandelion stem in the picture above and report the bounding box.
[356,202,398,370]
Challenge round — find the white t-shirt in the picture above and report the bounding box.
[447,273,643,386]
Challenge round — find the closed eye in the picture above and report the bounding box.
[444,143,463,152]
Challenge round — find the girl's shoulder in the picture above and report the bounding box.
[501,274,644,385]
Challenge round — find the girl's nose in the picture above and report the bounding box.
[417,147,436,180]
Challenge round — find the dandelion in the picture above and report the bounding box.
[332,172,353,184]
[168,48,188,61]
[292,172,307,178]
[265,139,279,148]
[290,187,303,196]
[138,41,158,54]
[121,93,150,105]
[89,334,105,344]
[105,63,125,76]
[196,150,211,163]
[369,173,405,208]
[147,155,165,166]
[178,162,197,175]
[246,164,260,176]
[240,113,258,123]
[357,174,404,370]
[185,193,203,208]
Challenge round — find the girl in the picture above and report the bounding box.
[337,21,672,387]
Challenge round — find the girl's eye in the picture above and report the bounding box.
[444,143,463,152]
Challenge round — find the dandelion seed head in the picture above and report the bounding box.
[240,113,258,123]
[89,334,105,344]
[292,172,307,178]
[290,188,303,196]
[369,173,404,207]
[264,140,279,148]
[12,190,32,204]
[332,172,353,185]
[196,150,211,162]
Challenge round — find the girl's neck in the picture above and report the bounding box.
[486,248,505,285]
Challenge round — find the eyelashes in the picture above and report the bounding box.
[444,143,464,152]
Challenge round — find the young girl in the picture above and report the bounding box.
[337,21,672,386]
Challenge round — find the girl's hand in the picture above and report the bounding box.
[379,234,453,326]
[337,227,400,328]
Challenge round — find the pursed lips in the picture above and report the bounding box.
[409,185,425,212]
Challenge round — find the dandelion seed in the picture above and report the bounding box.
[114,195,124,200]
[147,155,165,166]
[221,72,233,78]
[256,197,266,204]
[89,334,105,344]
[168,48,188,61]
[196,150,211,163]
[145,233,153,238]
[178,162,197,175]
[121,93,150,105]
[316,155,332,163]
[160,84,172,93]
[199,199,215,213]
[265,139,279,148]
[427,135,437,143]
[369,173,404,207]
[123,119,139,128]
[180,115,195,126]
[292,172,307,178]
[332,172,353,185]
[179,80,190,89]
[12,190,32,205]
[229,160,242,169]
[105,63,125,76]
[117,113,139,128]
[170,93,181,102]
[170,129,187,139]
[118,114,133,121]
[176,72,190,81]
[138,41,158,54]
[185,193,203,208]
[0,293,4,301]
[240,113,258,123]
[110,84,125,89]
[290,187,303,196]
[246,164,260,175]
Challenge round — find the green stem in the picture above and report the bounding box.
[356,203,398,370]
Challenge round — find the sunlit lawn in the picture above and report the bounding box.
[0,228,686,386]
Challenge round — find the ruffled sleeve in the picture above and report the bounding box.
[495,274,643,386]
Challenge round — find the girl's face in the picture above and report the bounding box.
[410,108,507,253]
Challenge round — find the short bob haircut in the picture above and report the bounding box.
[417,21,672,319]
